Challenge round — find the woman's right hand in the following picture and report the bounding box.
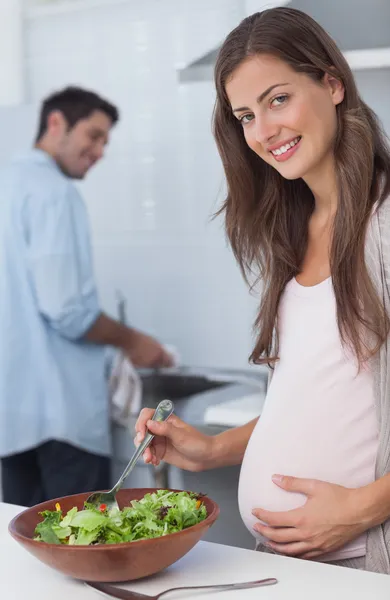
[134,408,214,472]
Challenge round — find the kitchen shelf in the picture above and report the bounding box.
[178,46,390,83]
[344,47,390,71]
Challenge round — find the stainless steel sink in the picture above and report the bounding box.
[125,366,266,426]
[138,369,229,408]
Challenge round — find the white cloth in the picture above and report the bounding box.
[238,276,378,562]
[109,353,142,428]
[109,344,180,428]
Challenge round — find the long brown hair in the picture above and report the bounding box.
[213,7,390,366]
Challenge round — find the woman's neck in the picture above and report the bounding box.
[303,153,338,220]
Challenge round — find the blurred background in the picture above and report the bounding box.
[1,0,389,548]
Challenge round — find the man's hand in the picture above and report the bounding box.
[84,313,174,368]
[126,331,174,368]
[252,475,368,559]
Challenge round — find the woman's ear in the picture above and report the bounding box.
[323,71,345,106]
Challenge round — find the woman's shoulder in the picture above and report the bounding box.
[371,196,390,241]
[367,196,390,283]
[376,195,390,219]
[364,198,390,278]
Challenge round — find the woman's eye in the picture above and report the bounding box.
[238,114,254,125]
[270,95,289,108]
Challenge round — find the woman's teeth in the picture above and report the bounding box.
[271,136,301,156]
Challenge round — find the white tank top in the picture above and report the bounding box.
[238,276,378,561]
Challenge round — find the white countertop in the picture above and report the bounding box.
[2,502,390,599]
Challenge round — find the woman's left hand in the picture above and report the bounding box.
[252,475,369,560]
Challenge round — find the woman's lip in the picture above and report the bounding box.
[267,136,301,152]
[270,137,301,163]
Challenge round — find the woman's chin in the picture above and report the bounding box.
[274,163,309,181]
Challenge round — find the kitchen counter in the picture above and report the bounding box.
[2,502,390,599]
[204,391,266,427]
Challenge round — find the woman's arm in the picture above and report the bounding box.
[134,411,258,472]
[207,418,259,469]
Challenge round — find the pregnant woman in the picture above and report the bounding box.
[135,7,390,574]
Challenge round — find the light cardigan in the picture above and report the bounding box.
[364,197,390,573]
[266,198,390,573]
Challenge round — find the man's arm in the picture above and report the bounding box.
[85,313,173,367]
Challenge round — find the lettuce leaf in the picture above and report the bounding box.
[34,490,208,546]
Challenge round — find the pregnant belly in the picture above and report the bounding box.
[237,410,377,544]
[238,432,308,541]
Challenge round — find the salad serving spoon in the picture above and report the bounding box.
[85,399,174,511]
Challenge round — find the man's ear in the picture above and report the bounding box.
[46,110,68,137]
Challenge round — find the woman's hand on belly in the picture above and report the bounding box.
[252,475,367,559]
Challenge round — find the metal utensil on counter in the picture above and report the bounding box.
[86,577,278,599]
[85,399,174,511]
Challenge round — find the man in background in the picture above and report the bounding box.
[0,86,172,506]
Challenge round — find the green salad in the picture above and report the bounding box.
[34,490,207,546]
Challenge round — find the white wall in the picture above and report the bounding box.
[24,0,259,369]
[0,0,24,106]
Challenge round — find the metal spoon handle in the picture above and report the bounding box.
[86,578,278,599]
[156,578,278,598]
[112,400,174,493]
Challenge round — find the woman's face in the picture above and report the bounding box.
[225,54,344,182]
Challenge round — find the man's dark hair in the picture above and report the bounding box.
[35,86,119,141]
